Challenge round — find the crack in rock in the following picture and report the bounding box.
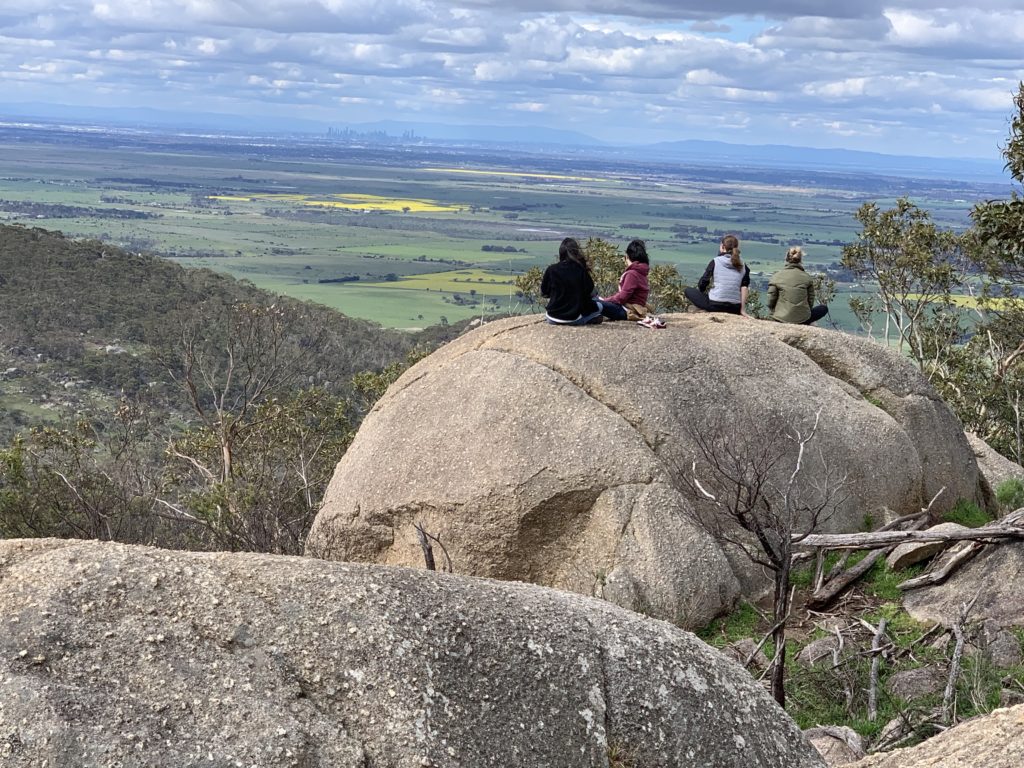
[483,348,662,458]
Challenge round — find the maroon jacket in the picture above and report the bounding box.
[603,262,650,306]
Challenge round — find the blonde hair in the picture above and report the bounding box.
[721,234,742,270]
[786,247,804,264]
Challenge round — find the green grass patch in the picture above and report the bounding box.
[696,601,762,648]
[862,561,925,602]
[864,393,885,409]
[942,499,993,528]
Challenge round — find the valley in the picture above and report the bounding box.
[0,121,1005,330]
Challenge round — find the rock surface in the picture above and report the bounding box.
[885,665,945,701]
[796,637,840,667]
[904,531,1024,628]
[967,432,1024,507]
[982,620,1023,668]
[804,726,864,766]
[723,638,770,672]
[308,315,981,626]
[886,523,968,571]
[857,705,1024,767]
[0,538,824,768]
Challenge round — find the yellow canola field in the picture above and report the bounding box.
[906,293,1011,309]
[208,192,464,213]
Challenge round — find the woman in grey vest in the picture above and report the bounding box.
[684,234,751,316]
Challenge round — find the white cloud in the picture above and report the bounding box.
[0,0,1021,156]
[803,77,869,100]
[885,11,962,46]
[686,68,731,86]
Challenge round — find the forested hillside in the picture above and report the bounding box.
[0,223,421,436]
[0,223,459,553]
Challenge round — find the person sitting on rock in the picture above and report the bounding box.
[684,234,750,316]
[541,237,603,325]
[767,247,829,325]
[599,238,651,321]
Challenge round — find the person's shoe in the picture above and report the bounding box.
[587,315,604,325]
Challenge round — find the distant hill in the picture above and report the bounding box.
[0,223,419,437]
[0,102,1005,181]
[642,139,1006,183]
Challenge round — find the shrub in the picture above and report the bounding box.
[996,478,1024,511]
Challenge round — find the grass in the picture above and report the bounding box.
[696,601,762,648]
[862,561,927,602]
[942,499,993,528]
[606,741,638,768]
[864,393,885,409]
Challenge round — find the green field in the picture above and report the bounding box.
[0,133,992,329]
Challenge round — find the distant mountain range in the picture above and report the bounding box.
[641,139,1006,183]
[0,100,1008,183]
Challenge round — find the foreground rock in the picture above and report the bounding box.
[0,539,824,768]
[857,705,1024,767]
[309,315,981,626]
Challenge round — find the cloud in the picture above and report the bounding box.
[0,1,1021,157]
[89,0,435,34]
[690,21,731,33]
[447,1,889,21]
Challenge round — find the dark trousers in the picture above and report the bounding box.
[599,301,628,321]
[684,287,741,315]
[803,305,829,325]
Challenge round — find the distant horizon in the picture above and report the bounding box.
[0,100,1011,177]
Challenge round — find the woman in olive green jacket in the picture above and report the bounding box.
[767,247,828,325]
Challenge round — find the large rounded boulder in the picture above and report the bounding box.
[308,314,982,626]
[0,538,824,768]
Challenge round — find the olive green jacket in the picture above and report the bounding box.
[767,263,813,324]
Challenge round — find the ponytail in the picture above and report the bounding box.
[721,234,742,270]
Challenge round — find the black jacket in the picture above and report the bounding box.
[540,259,598,321]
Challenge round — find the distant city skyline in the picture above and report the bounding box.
[2,1,1022,160]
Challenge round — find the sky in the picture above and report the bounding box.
[1,1,1023,159]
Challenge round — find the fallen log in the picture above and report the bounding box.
[805,519,927,610]
[795,524,1024,549]
[897,541,985,591]
[806,546,890,609]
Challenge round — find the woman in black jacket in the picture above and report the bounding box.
[540,238,603,325]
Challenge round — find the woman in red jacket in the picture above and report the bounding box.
[599,239,650,321]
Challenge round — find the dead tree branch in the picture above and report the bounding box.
[869,618,888,722]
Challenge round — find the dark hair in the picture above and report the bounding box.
[558,237,587,269]
[625,239,649,264]
[721,234,742,270]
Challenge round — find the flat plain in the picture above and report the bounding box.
[0,123,1002,329]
